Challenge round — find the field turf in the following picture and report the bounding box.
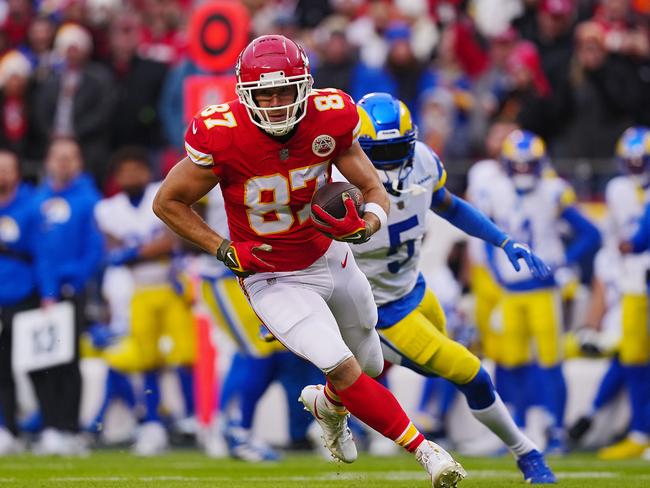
[0,450,647,487]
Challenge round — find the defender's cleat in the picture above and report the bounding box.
[415,440,466,488]
[598,436,649,460]
[299,385,357,463]
[517,449,557,484]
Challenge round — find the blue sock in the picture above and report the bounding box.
[142,370,162,423]
[456,367,496,410]
[538,365,567,429]
[525,365,544,408]
[623,363,650,433]
[278,352,324,442]
[593,357,624,412]
[495,364,530,426]
[176,366,195,417]
[418,377,442,412]
[439,380,458,418]
[239,355,275,430]
[219,352,249,413]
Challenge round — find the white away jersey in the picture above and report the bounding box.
[605,176,650,294]
[95,182,169,286]
[485,176,573,286]
[347,141,446,305]
[465,159,505,266]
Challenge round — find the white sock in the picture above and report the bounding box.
[470,394,538,458]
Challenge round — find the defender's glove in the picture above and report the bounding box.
[501,238,551,280]
[311,196,370,244]
[216,239,275,277]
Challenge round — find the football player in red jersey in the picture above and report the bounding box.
[154,35,466,486]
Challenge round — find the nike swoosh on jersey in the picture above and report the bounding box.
[341,252,348,268]
[192,121,198,134]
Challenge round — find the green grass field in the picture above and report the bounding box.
[0,451,647,487]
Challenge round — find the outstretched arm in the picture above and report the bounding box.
[560,206,601,265]
[431,187,550,278]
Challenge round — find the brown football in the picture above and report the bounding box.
[310,182,364,223]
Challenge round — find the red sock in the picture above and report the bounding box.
[335,372,425,452]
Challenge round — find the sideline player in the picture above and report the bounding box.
[612,127,650,459]
[154,35,466,486]
[485,130,601,454]
[346,92,555,484]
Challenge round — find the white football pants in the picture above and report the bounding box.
[241,240,383,375]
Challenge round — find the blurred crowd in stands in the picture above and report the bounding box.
[1,0,649,192]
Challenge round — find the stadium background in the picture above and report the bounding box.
[0,0,649,481]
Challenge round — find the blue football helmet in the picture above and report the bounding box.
[501,130,547,192]
[357,93,417,194]
[616,126,650,179]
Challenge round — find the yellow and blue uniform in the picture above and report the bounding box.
[351,94,557,484]
[597,126,650,459]
[485,130,601,448]
[95,182,195,373]
[466,159,504,362]
[353,100,550,388]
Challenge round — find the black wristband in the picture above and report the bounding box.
[216,239,231,262]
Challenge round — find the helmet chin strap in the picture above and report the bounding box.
[391,180,427,196]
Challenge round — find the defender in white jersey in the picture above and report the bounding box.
[352,93,556,484]
[94,147,196,455]
[483,130,601,454]
[599,126,650,459]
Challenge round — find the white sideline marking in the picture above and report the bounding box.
[48,470,625,483]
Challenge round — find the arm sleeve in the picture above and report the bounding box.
[560,206,602,265]
[630,203,650,253]
[432,189,508,247]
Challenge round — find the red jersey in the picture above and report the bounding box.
[185,88,361,271]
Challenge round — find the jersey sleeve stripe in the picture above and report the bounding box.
[429,149,447,191]
[352,118,362,142]
[434,168,447,191]
[185,142,214,167]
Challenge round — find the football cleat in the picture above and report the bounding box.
[223,423,280,462]
[415,440,466,488]
[299,385,357,463]
[132,421,169,457]
[517,449,557,484]
[598,436,649,460]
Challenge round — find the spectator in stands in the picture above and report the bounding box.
[32,23,114,189]
[498,40,556,139]
[2,0,32,48]
[106,12,168,152]
[312,22,359,94]
[555,21,640,158]
[31,137,103,456]
[19,16,56,83]
[138,0,187,65]
[0,51,33,168]
[470,27,519,153]
[349,22,436,125]
[593,0,650,58]
[0,149,39,456]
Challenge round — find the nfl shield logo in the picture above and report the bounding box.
[279,148,289,161]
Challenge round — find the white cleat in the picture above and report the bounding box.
[0,427,24,456]
[132,421,169,457]
[416,440,466,488]
[299,385,357,463]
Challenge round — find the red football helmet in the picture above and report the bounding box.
[235,35,313,136]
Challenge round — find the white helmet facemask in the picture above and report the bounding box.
[236,72,313,136]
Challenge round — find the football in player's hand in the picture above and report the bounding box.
[310,182,364,223]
